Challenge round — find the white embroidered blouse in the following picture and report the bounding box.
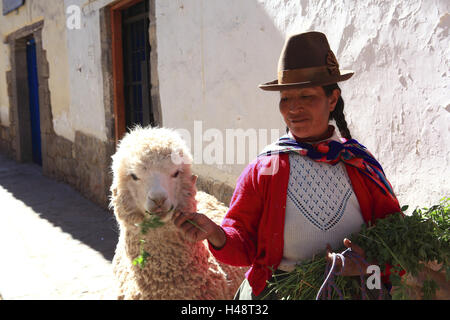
[278,130,364,272]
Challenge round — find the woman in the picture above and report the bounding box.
[173,32,401,299]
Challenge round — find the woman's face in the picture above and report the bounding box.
[279,86,339,141]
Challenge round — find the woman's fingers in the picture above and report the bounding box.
[324,239,370,276]
[325,243,344,272]
[343,238,351,248]
[173,212,214,243]
[182,220,196,234]
[341,238,369,275]
[327,240,369,276]
[173,211,196,228]
[185,226,199,242]
[325,243,333,262]
[343,238,366,258]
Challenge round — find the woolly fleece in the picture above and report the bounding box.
[110,126,246,299]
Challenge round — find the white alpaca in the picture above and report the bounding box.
[109,126,246,299]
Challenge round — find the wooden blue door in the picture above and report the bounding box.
[26,38,42,166]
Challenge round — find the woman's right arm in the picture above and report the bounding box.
[174,159,265,267]
[206,159,265,266]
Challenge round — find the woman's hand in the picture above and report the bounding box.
[325,238,369,276]
[172,211,226,249]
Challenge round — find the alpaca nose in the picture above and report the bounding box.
[150,196,167,208]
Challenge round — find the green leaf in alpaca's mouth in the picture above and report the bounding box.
[133,204,208,269]
[132,206,174,269]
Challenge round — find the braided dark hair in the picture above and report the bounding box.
[323,83,352,140]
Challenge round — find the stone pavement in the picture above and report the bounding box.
[0,153,119,300]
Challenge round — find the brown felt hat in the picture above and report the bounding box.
[259,31,354,91]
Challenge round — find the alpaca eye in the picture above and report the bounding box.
[130,173,139,181]
[172,170,180,178]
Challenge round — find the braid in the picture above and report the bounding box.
[331,96,352,140]
[323,84,353,140]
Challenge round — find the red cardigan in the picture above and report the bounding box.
[208,153,401,296]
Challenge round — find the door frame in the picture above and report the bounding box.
[103,0,162,147]
[4,20,52,169]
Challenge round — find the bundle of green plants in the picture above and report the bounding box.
[265,197,449,300]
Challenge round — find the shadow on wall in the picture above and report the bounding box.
[199,0,286,92]
[155,0,291,195]
[157,0,286,163]
[0,153,118,261]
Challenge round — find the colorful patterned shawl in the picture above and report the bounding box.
[258,134,397,201]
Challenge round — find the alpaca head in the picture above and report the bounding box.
[110,126,197,223]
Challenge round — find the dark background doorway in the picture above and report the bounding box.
[122,0,154,130]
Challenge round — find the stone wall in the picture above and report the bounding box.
[45,131,113,209]
[0,124,14,158]
[196,174,234,207]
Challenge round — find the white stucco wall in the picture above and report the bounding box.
[156,0,449,209]
[156,0,286,187]
[0,0,114,142]
[62,0,118,142]
[0,0,71,132]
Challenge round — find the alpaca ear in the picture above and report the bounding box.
[112,187,118,197]
[191,174,198,185]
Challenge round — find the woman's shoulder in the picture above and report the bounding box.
[240,153,289,182]
[342,138,380,162]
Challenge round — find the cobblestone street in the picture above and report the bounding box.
[0,153,119,300]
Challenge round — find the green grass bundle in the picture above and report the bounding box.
[265,197,450,300]
[265,252,365,300]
